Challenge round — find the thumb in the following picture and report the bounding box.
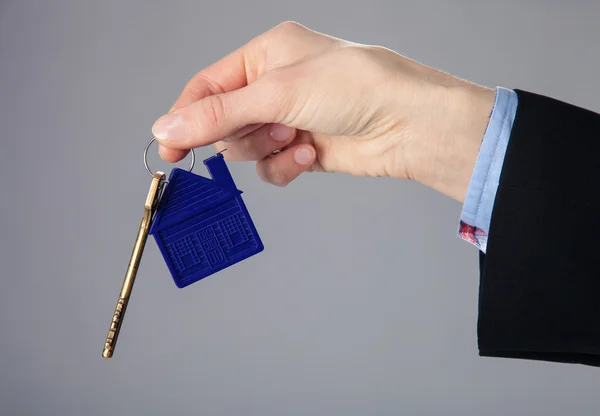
[152,75,296,150]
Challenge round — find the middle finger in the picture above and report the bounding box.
[215,123,296,161]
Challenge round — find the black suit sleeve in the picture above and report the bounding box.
[477,89,600,366]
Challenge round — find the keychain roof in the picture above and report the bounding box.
[145,139,264,288]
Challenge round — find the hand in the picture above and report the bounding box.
[152,22,495,202]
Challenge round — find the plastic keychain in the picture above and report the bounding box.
[102,138,263,358]
[146,139,264,288]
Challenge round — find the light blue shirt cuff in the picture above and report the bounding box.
[460,87,518,245]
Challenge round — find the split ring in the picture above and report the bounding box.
[143,137,195,176]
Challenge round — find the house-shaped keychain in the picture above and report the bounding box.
[149,153,264,288]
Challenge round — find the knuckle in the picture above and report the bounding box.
[256,161,286,187]
[340,45,372,63]
[266,70,302,121]
[241,136,260,161]
[197,94,226,130]
[273,21,305,36]
[252,71,295,123]
[267,164,288,187]
[261,67,292,92]
[191,73,226,95]
[338,46,393,86]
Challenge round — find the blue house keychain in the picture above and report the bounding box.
[102,138,264,358]
[146,139,264,288]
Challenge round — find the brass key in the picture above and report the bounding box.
[102,171,166,359]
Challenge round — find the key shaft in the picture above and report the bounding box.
[102,172,165,359]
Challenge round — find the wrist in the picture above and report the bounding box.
[410,83,496,202]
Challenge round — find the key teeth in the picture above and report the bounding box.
[102,297,127,359]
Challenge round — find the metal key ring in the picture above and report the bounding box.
[143,137,195,177]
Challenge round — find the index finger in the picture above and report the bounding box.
[172,37,267,111]
[158,36,266,162]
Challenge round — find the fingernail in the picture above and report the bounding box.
[294,147,314,165]
[152,113,187,141]
[270,124,294,142]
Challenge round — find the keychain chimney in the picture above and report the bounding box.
[204,152,239,192]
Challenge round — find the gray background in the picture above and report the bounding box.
[1,0,600,415]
